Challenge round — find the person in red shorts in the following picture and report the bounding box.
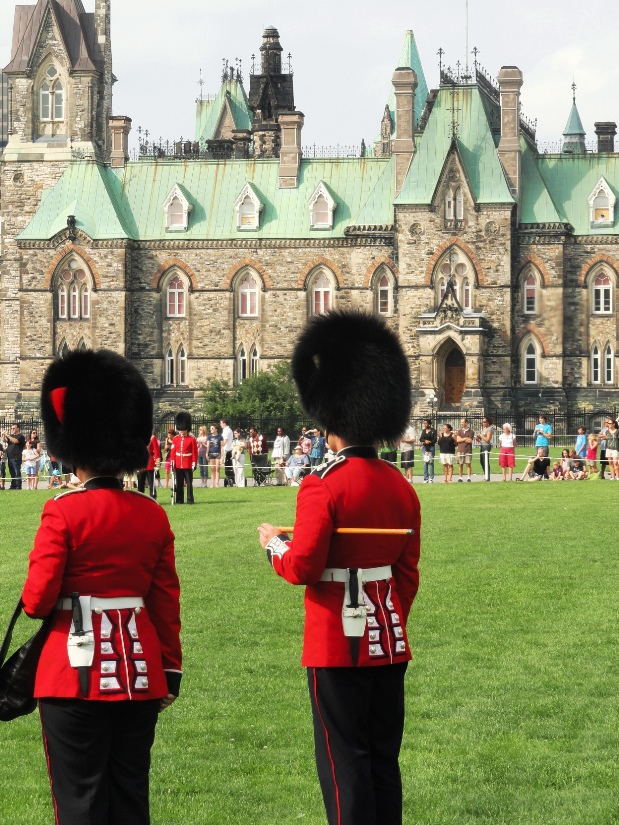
[259,311,421,825]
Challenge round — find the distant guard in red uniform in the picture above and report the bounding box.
[22,349,182,825]
[259,311,420,825]
[170,412,197,504]
[137,428,162,499]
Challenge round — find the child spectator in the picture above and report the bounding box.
[498,423,517,481]
[586,433,598,474]
[22,439,39,489]
[550,461,563,481]
[568,451,587,480]
[574,426,587,460]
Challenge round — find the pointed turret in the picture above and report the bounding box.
[374,29,428,156]
[562,83,586,154]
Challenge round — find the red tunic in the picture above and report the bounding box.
[144,434,162,471]
[22,478,182,701]
[267,447,420,668]
[170,434,197,469]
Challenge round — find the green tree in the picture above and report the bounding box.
[202,361,303,423]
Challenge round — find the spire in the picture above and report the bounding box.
[562,83,586,153]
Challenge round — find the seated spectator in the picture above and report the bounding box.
[285,446,310,485]
[568,451,587,480]
[518,447,550,481]
[559,448,573,478]
[550,461,563,481]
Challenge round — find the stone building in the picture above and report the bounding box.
[1,0,618,419]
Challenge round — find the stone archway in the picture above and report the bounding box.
[443,346,466,405]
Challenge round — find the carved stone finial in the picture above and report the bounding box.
[67,215,77,240]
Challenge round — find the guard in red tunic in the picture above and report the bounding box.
[259,311,420,825]
[169,412,197,504]
[137,429,162,498]
[22,349,182,825]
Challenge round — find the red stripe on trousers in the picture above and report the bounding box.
[312,668,341,825]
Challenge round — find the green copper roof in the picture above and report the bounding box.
[563,102,585,136]
[532,154,619,234]
[19,156,394,242]
[195,78,253,143]
[19,161,130,240]
[519,139,564,224]
[395,84,514,205]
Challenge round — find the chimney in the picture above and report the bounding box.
[391,67,417,197]
[278,112,304,188]
[109,116,131,167]
[594,122,617,153]
[232,129,252,159]
[497,66,523,212]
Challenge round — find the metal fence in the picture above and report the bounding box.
[5,409,616,454]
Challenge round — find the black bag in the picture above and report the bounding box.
[0,599,51,722]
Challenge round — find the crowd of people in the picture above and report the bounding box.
[2,413,619,492]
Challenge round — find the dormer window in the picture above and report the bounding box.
[234,184,263,230]
[588,177,616,227]
[163,185,193,232]
[308,182,336,230]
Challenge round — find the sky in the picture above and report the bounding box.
[1,0,617,152]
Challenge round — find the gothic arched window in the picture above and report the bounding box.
[167,275,186,317]
[377,273,392,315]
[238,346,247,382]
[605,344,614,385]
[240,196,257,228]
[312,272,332,316]
[591,345,601,384]
[462,278,471,310]
[435,248,472,309]
[524,341,538,384]
[40,66,64,122]
[165,347,174,385]
[168,197,184,228]
[178,346,187,385]
[524,273,537,314]
[58,284,67,319]
[81,286,90,319]
[455,188,464,221]
[41,82,51,120]
[593,272,612,314]
[251,346,259,376]
[238,272,259,317]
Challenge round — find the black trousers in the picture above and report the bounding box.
[39,698,159,825]
[137,469,156,499]
[173,468,194,503]
[307,663,408,825]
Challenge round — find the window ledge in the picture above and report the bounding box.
[165,226,188,233]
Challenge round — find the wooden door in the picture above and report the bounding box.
[444,349,466,404]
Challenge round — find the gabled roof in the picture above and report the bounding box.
[395,84,514,205]
[4,0,99,74]
[195,78,253,143]
[19,156,394,242]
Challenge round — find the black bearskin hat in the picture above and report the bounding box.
[41,349,152,474]
[291,310,411,445]
[175,411,192,432]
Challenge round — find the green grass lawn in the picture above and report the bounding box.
[1,480,618,824]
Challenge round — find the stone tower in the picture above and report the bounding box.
[248,27,296,159]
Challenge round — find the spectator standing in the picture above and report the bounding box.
[248,426,269,479]
[419,418,437,483]
[437,423,456,483]
[518,447,550,481]
[220,419,234,484]
[137,429,161,499]
[533,414,552,456]
[455,418,474,482]
[309,429,326,467]
[3,422,26,489]
[23,439,39,489]
[298,426,313,456]
[272,426,291,485]
[604,419,619,480]
[586,433,598,474]
[231,428,247,487]
[498,423,517,481]
[196,426,209,486]
[29,428,42,487]
[0,434,7,489]
[163,428,176,488]
[575,426,587,460]
[399,422,417,483]
[478,416,494,480]
[207,424,224,488]
[285,445,310,485]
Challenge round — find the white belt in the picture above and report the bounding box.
[319,565,392,583]
[57,596,144,611]
[177,452,193,457]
